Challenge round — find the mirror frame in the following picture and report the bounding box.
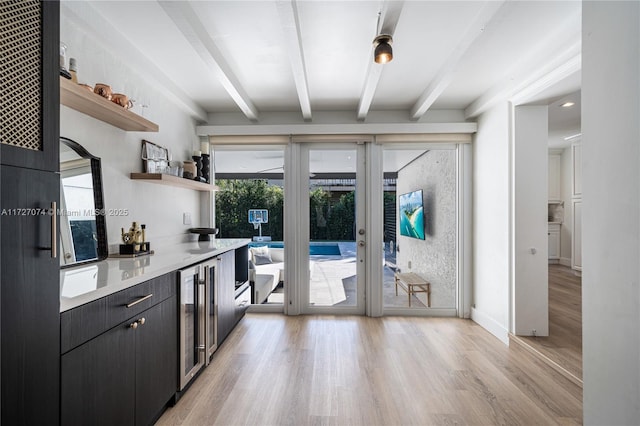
[60,136,109,268]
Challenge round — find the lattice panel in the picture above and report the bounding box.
[0,0,42,151]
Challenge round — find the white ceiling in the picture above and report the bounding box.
[63,1,582,170]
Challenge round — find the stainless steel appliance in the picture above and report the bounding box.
[178,257,218,390]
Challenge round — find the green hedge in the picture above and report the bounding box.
[215,180,359,241]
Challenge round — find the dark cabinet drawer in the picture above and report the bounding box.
[61,272,176,354]
[61,296,177,426]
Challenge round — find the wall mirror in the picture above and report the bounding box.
[60,137,108,268]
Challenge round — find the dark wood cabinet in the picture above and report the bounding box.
[135,296,178,425]
[217,247,250,345]
[1,0,59,172]
[1,166,60,425]
[61,319,136,426]
[1,1,61,423]
[60,275,177,426]
[217,249,236,344]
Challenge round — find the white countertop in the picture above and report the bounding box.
[60,238,250,312]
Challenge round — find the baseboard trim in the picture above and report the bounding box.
[508,333,583,388]
[471,307,509,345]
[559,257,571,267]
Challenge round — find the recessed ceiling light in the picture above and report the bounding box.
[560,101,575,108]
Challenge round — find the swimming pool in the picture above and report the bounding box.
[248,241,342,256]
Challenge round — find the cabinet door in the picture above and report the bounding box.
[1,166,60,425]
[217,250,236,344]
[235,284,251,323]
[572,200,582,270]
[61,322,136,426]
[548,231,560,259]
[548,154,561,201]
[135,296,178,425]
[0,0,59,172]
[572,143,582,198]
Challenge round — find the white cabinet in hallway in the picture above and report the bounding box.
[548,223,561,261]
[571,141,582,272]
[572,200,582,271]
[548,152,562,201]
[572,143,582,198]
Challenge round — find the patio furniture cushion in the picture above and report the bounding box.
[250,246,273,265]
[248,246,315,303]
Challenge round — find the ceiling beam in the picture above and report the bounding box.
[159,1,259,122]
[197,122,477,136]
[61,1,208,122]
[409,1,506,121]
[276,0,312,122]
[356,1,405,121]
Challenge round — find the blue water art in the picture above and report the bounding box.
[399,189,425,240]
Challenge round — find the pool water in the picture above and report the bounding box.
[248,241,342,256]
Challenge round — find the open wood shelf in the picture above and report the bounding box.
[130,173,219,191]
[60,77,159,132]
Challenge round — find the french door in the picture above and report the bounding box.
[299,143,366,314]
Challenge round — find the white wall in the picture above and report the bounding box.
[582,2,640,424]
[396,150,457,308]
[471,102,511,344]
[60,15,201,252]
[512,106,549,336]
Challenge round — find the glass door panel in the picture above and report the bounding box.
[382,147,458,311]
[304,145,365,313]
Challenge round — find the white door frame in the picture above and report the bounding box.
[293,142,367,315]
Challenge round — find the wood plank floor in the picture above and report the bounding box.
[157,314,582,425]
[517,264,582,382]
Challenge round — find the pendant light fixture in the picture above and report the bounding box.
[373,34,393,64]
[372,11,393,64]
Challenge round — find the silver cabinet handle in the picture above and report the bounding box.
[51,202,57,258]
[129,317,146,329]
[126,293,153,308]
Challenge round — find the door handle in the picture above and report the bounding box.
[358,240,365,247]
[50,202,57,258]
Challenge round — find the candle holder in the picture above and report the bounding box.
[192,155,202,181]
[201,154,210,183]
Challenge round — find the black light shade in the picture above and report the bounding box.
[373,35,393,64]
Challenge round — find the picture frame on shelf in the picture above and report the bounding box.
[141,139,169,174]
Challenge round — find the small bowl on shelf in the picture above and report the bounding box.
[189,227,219,242]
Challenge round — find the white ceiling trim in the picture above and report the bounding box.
[276,0,312,121]
[465,43,581,119]
[356,1,405,121]
[409,1,506,121]
[207,133,470,145]
[375,134,471,144]
[61,1,207,122]
[159,1,260,122]
[509,54,581,106]
[197,122,477,136]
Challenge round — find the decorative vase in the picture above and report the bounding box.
[201,154,210,183]
[183,160,196,179]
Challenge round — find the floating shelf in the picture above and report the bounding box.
[130,173,219,192]
[60,77,159,132]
